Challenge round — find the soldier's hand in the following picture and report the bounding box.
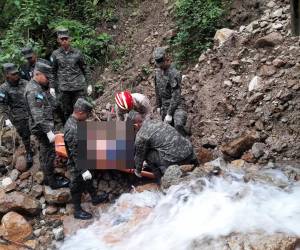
[50,88,56,98]
[47,131,56,143]
[134,169,142,178]
[87,85,92,96]
[164,114,172,123]
[5,119,13,129]
[82,170,92,181]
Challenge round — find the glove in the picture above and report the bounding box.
[164,114,172,123]
[134,169,142,178]
[47,131,56,143]
[5,119,13,128]
[87,85,92,96]
[156,108,161,114]
[82,170,92,181]
[50,88,56,97]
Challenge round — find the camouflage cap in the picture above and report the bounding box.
[2,63,19,75]
[34,59,52,77]
[74,98,93,113]
[21,47,34,59]
[153,47,166,61]
[57,28,70,38]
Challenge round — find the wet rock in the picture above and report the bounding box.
[242,151,256,163]
[24,239,38,249]
[10,169,20,181]
[43,186,71,204]
[214,28,237,46]
[1,177,16,192]
[134,183,160,193]
[53,227,64,241]
[248,76,262,91]
[197,147,214,164]
[19,171,31,180]
[161,165,183,189]
[14,155,27,173]
[63,215,93,236]
[180,164,195,173]
[33,228,42,237]
[255,32,283,48]
[0,189,40,215]
[231,159,245,168]
[251,143,266,158]
[31,184,43,198]
[221,132,259,158]
[1,211,32,242]
[45,205,58,215]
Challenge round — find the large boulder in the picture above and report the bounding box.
[14,155,27,173]
[0,189,40,215]
[221,132,259,159]
[161,165,183,189]
[255,32,284,48]
[214,28,237,46]
[1,211,32,242]
[43,186,71,204]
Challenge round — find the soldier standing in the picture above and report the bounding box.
[153,47,188,136]
[24,60,69,189]
[64,98,107,220]
[129,112,198,179]
[20,47,37,81]
[0,63,33,168]
[51,28,92,122]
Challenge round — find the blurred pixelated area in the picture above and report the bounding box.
[78,121,135,170]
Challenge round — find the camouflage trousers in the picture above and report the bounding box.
[13,119,31,153]
[145,149,198,175]
[60,89,86,122]
[35,133,55,179]
[161,107,188,136]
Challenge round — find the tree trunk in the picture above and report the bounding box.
[291,0,300,35]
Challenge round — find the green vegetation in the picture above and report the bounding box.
[0,0,113,78]
[171,0,227,64]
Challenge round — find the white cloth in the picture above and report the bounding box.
[47,131,56,143]
[87,85,92,96]
[164,114,172,123]
[82,170,92,181]
[50,88,56,97]
[5,119,13,128]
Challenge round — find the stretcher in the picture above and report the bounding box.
[55,133,155,179]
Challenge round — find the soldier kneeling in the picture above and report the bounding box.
[64,98,107,220]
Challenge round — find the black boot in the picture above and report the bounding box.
[47,176,70,189]
[72,193,93,220]
[91,192,108,205]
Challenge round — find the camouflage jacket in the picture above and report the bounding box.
[20,62,35,81]
[154,65,185,116]
[134,119,193,171]
[64,115,79,174]
[51,47,91,92]
[0,79,29,122]
[24,80,55,135]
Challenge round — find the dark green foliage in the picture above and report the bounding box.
[171,0,226,64]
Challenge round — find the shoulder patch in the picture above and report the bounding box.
[0,92,5,98]
[35,93,44,100]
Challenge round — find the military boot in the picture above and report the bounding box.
[72,193,93,220]
[46,176,70,189]
[85,182,108,205]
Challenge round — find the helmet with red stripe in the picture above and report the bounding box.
[115,91,134,111]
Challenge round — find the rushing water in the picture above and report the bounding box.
[61,167,300,250]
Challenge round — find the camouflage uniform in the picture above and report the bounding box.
[134,119,197,175]
[24,79,56,180]
[51,47,91,121]
[64,98,105,218]
[20,47,36,81]
[0,78,31,154]
[154,48,188,136]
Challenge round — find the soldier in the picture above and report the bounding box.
[51,28,92,121]
[20,47,37,81]
[64,98,107,220]
[115,91,152,121]
[129,112,198,179]
[24,60,69,189]
[153,47,188,136]
[0,63,33,168]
